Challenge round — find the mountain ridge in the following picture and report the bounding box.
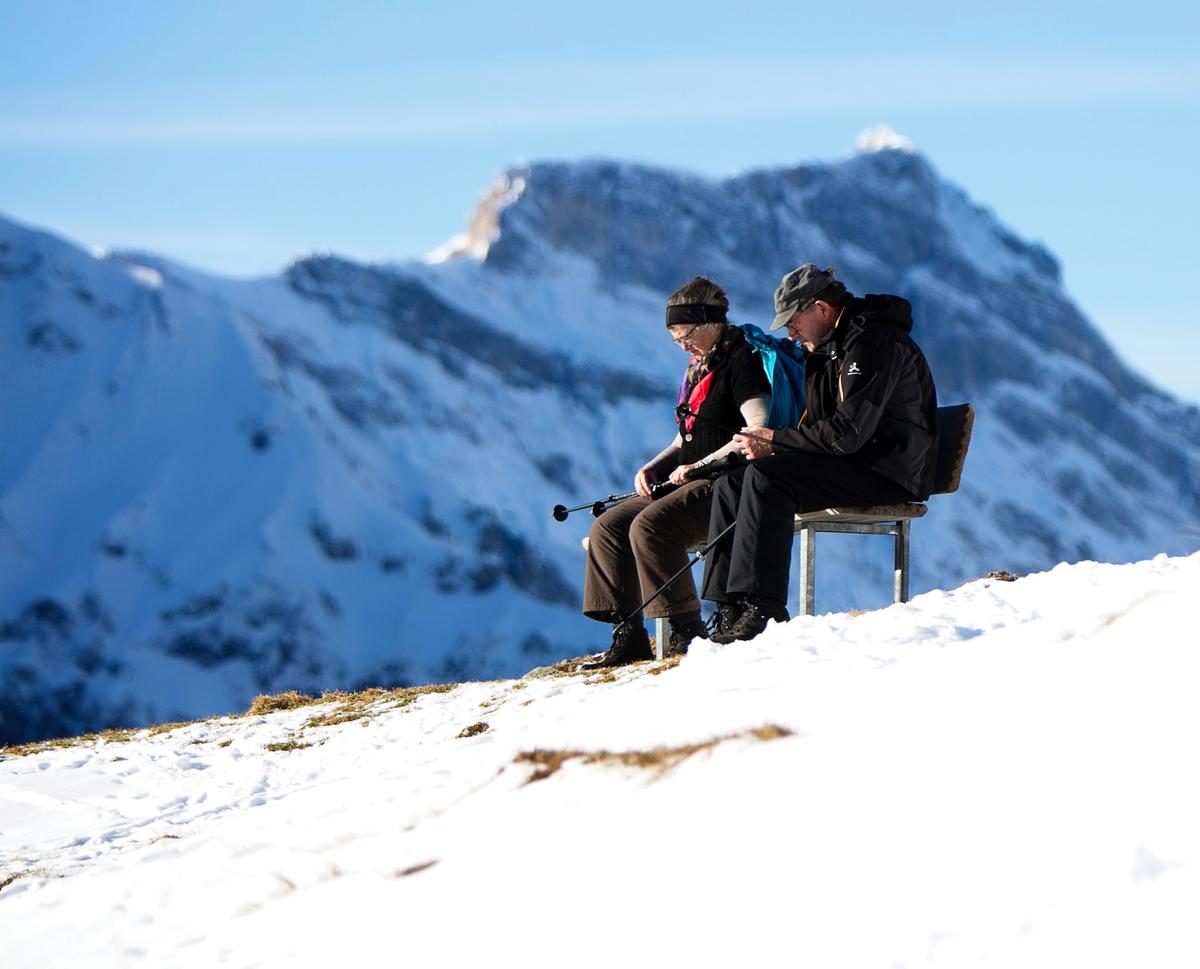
[3,143,1198,744]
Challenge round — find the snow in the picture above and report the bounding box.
[936,181,1037,281]
[3,552,1197,967]
[423,231,476,264]
[856,124,915,154]
[125,264,164,289]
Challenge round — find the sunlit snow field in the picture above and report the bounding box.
[2,553,1197,967]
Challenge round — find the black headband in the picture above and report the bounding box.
[665,303,728,326]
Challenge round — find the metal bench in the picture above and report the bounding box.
[654,403,975,658]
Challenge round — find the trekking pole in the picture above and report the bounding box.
[580,519,739,670]
[552,464,736,523]
[552,493,633,522]
[553,489,658,522]
[621,518,736,629]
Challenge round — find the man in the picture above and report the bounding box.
[700,264,938,644]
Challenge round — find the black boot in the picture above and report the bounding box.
[664,612,707,658]
[708,596,790,645]
[582,622,653,669]
[705,602,743,641]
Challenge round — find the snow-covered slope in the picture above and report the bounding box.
[2,554,1197,967]
[3,138,1199,744]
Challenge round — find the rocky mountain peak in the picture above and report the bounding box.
[3,142,1199,746]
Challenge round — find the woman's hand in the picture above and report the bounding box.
[634,466,658,498]
[732,426,774,460]
[668,463,696,485]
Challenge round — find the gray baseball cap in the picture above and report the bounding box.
[770,264,837,330]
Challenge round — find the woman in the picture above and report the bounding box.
[581,276,771,666]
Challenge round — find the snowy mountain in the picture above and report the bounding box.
[3,553,1198,966]
[3,138,1199,744]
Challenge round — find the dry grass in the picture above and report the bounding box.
[3,646,689,761]
[0,717,223,759]
[647,655,684,675]
[2,729,132,759]
[245,690,321,717]
[1,680,467,759]
[148,719,207,736]
[1,871,25,892]
[523,656,597,679]
[524,650,683,684]
[301,683,457,730]
[985,570,1020,582]
[457,721,489,739]
[394,859,439,878]
[0,868,52,892]
[264,739,312,753]
[514,722,795,784]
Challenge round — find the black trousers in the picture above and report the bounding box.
[700,452,916,607]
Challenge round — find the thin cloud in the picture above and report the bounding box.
[2,53,1196,147]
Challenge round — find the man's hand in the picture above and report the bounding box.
[733,426,774,461]
[634,466,658,498]
[668,463,697,485]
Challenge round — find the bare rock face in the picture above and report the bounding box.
[2,144,1198,744]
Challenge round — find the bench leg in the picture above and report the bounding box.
[798,526,816,616]
[894,519,911,604]
[655,617,668,661]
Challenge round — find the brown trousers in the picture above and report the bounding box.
[581,479,713,622]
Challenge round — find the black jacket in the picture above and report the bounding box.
[773,294,938,498]
[679,327,771,466]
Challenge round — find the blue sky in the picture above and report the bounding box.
[3,0,1198,401]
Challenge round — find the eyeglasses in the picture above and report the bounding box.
[671,324,702,346]
[785,301,818,329]
[794,299,819,318]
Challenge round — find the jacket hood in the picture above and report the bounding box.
[815,293,915,354]
[848,294,914,334]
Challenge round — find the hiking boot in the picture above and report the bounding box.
[664,616,708,658]
[708,597,790,645]
[581,622,653,669]
[705,602,743,641]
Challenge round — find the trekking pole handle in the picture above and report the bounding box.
[555,471,711,524]
[552,500,596,522]
[553,490,640,522]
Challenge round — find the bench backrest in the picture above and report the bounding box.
[932,403,975,495]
